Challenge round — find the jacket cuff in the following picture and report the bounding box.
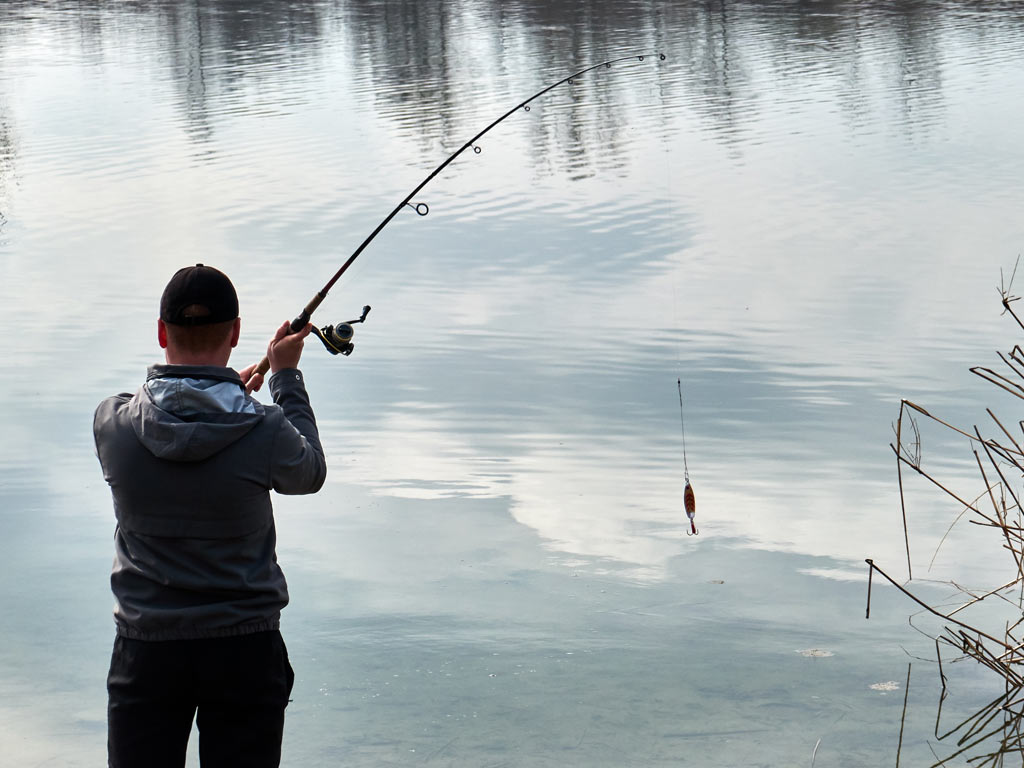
[269,368,306,397]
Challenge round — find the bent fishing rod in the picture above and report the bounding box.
[248,52,665,382]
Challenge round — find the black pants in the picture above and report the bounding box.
[107,630,295,768]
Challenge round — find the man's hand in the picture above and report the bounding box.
[268,320,312,373]
[238,362,264,394]
[239,321,313,394]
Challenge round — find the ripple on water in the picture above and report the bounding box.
[3,4,1024,764]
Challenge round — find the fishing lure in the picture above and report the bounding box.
[678,378,698,535]
[683,477,697,536]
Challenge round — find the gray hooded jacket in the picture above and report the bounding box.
[94,364,327,640]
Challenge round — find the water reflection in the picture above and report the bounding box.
[0,114,13,237]
[5,0,1018,174]
[164,2,215,147]
[888,658,1024,767]
[2,0,1023,569]
[930,684,1024,766]
[4,1,1024,765]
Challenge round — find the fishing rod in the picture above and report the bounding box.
[246,52,665,384]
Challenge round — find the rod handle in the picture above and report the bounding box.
[245,291,327,387]
[252,355,272,379]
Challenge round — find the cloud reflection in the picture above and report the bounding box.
[2,0,1024,581]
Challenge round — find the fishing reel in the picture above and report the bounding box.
[311,305,371,356]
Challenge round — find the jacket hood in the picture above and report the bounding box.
[129,364,266,461]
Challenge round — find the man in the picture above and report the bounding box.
[93,264,327,768]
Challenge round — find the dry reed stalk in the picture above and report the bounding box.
[970,366,1024,401]
[997,350,1024,391]
[973,441,1024,581]
[894,401,917,578]
[864,561,1012,651]
[988,407,1024,461]
[896,663,911,768]
[946,578,1021,620]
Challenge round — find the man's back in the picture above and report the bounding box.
[95,363,325,641]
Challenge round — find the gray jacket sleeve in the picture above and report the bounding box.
[268,368,327,495]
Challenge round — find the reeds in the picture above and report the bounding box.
[866,261,1024,765]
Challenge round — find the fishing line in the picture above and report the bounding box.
[246,52,666,382]
[665,103,697,536]
[677,377,690,484]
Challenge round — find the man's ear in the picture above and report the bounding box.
[157,318,169,349]
[230,317,241,348]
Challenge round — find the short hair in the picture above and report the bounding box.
[165,312,236,356]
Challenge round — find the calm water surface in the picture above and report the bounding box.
[3,1,1024,765]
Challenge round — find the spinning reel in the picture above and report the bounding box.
[310,305,371,356]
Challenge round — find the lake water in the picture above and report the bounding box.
[3,1,1024,765]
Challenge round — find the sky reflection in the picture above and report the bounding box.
[4,1,1024,764]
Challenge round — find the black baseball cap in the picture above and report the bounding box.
[160,264,239,326]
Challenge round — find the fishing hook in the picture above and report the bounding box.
[246,52,666,381]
